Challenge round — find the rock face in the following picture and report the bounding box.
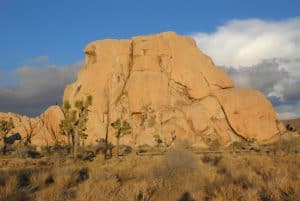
[0,106,65,146]
[63,32,280,147]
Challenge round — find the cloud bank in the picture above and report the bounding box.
[192,17,300,119]
[0,59,82,116]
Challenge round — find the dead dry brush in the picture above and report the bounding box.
[0,147,299,201]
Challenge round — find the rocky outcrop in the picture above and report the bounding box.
[0,106,65,146]
[63,32,280,147]
[39,106,66,145]
[0,32,282,147]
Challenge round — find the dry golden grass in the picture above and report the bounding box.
[0,137,300,201]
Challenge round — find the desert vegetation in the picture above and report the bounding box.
[0,118,15,155]
[0,133,299,201]
[111,119,132,156]
[59,96,93,158]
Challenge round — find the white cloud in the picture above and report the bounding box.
[192,17,300,68]
[191,17,300,119]
[277,112,297,120]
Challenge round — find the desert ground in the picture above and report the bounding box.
[0,132,299,201]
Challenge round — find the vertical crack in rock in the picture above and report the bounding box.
[113,40,134,105]
[211,95,247,141]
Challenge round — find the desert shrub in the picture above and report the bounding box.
[201,154,223,166]
[13,145,42,159]
[231,140,249,150]
[209,139,221,150]
[68,168,89,188]
[151,148,197,180]
[16,169,39,189]
[136,144,151,154]
[266,137,300,154]
[94,138,113,159]
[0,172,8,187]
[0,174,17,201]
[77,150,96,162]
[42,144,71,155]
[5,192,31,201]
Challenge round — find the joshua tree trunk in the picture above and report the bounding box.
[2,140,7,155]
[105,113,109,159]
[116,137,120,157]
[116,130,121,156]
[68,134,71,148]
[72,132,79,159]
[82,139,85,147]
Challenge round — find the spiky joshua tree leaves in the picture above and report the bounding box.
[59,95,92,159]
[111,119,131,156]
[0,118,14,155]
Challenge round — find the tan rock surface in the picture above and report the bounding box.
[213,88,279,141]
[63,32,280,146]
[39,105,66,145]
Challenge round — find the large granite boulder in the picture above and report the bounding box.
[62,32,280,147]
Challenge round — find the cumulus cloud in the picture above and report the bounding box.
[0,58,82,116]
[192,17,300,68]
[191,17,300,119]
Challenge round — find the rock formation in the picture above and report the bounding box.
[62,32,281,147]
[0,106,65,146]
[0,32,284,147]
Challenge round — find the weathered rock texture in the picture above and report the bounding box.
[62,32,280,147]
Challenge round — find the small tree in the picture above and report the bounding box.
[111,119,131,156]
[0,118,14,155]
[59,95,92,159]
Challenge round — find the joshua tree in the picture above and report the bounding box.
[111,119,131,156]
[59,95,92,159]
[0,118,14,155]
[23,119,39,146]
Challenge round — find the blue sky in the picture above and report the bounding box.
[1,0,300,70]
[0,0,300,118]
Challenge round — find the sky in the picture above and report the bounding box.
[0,0,300,118]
